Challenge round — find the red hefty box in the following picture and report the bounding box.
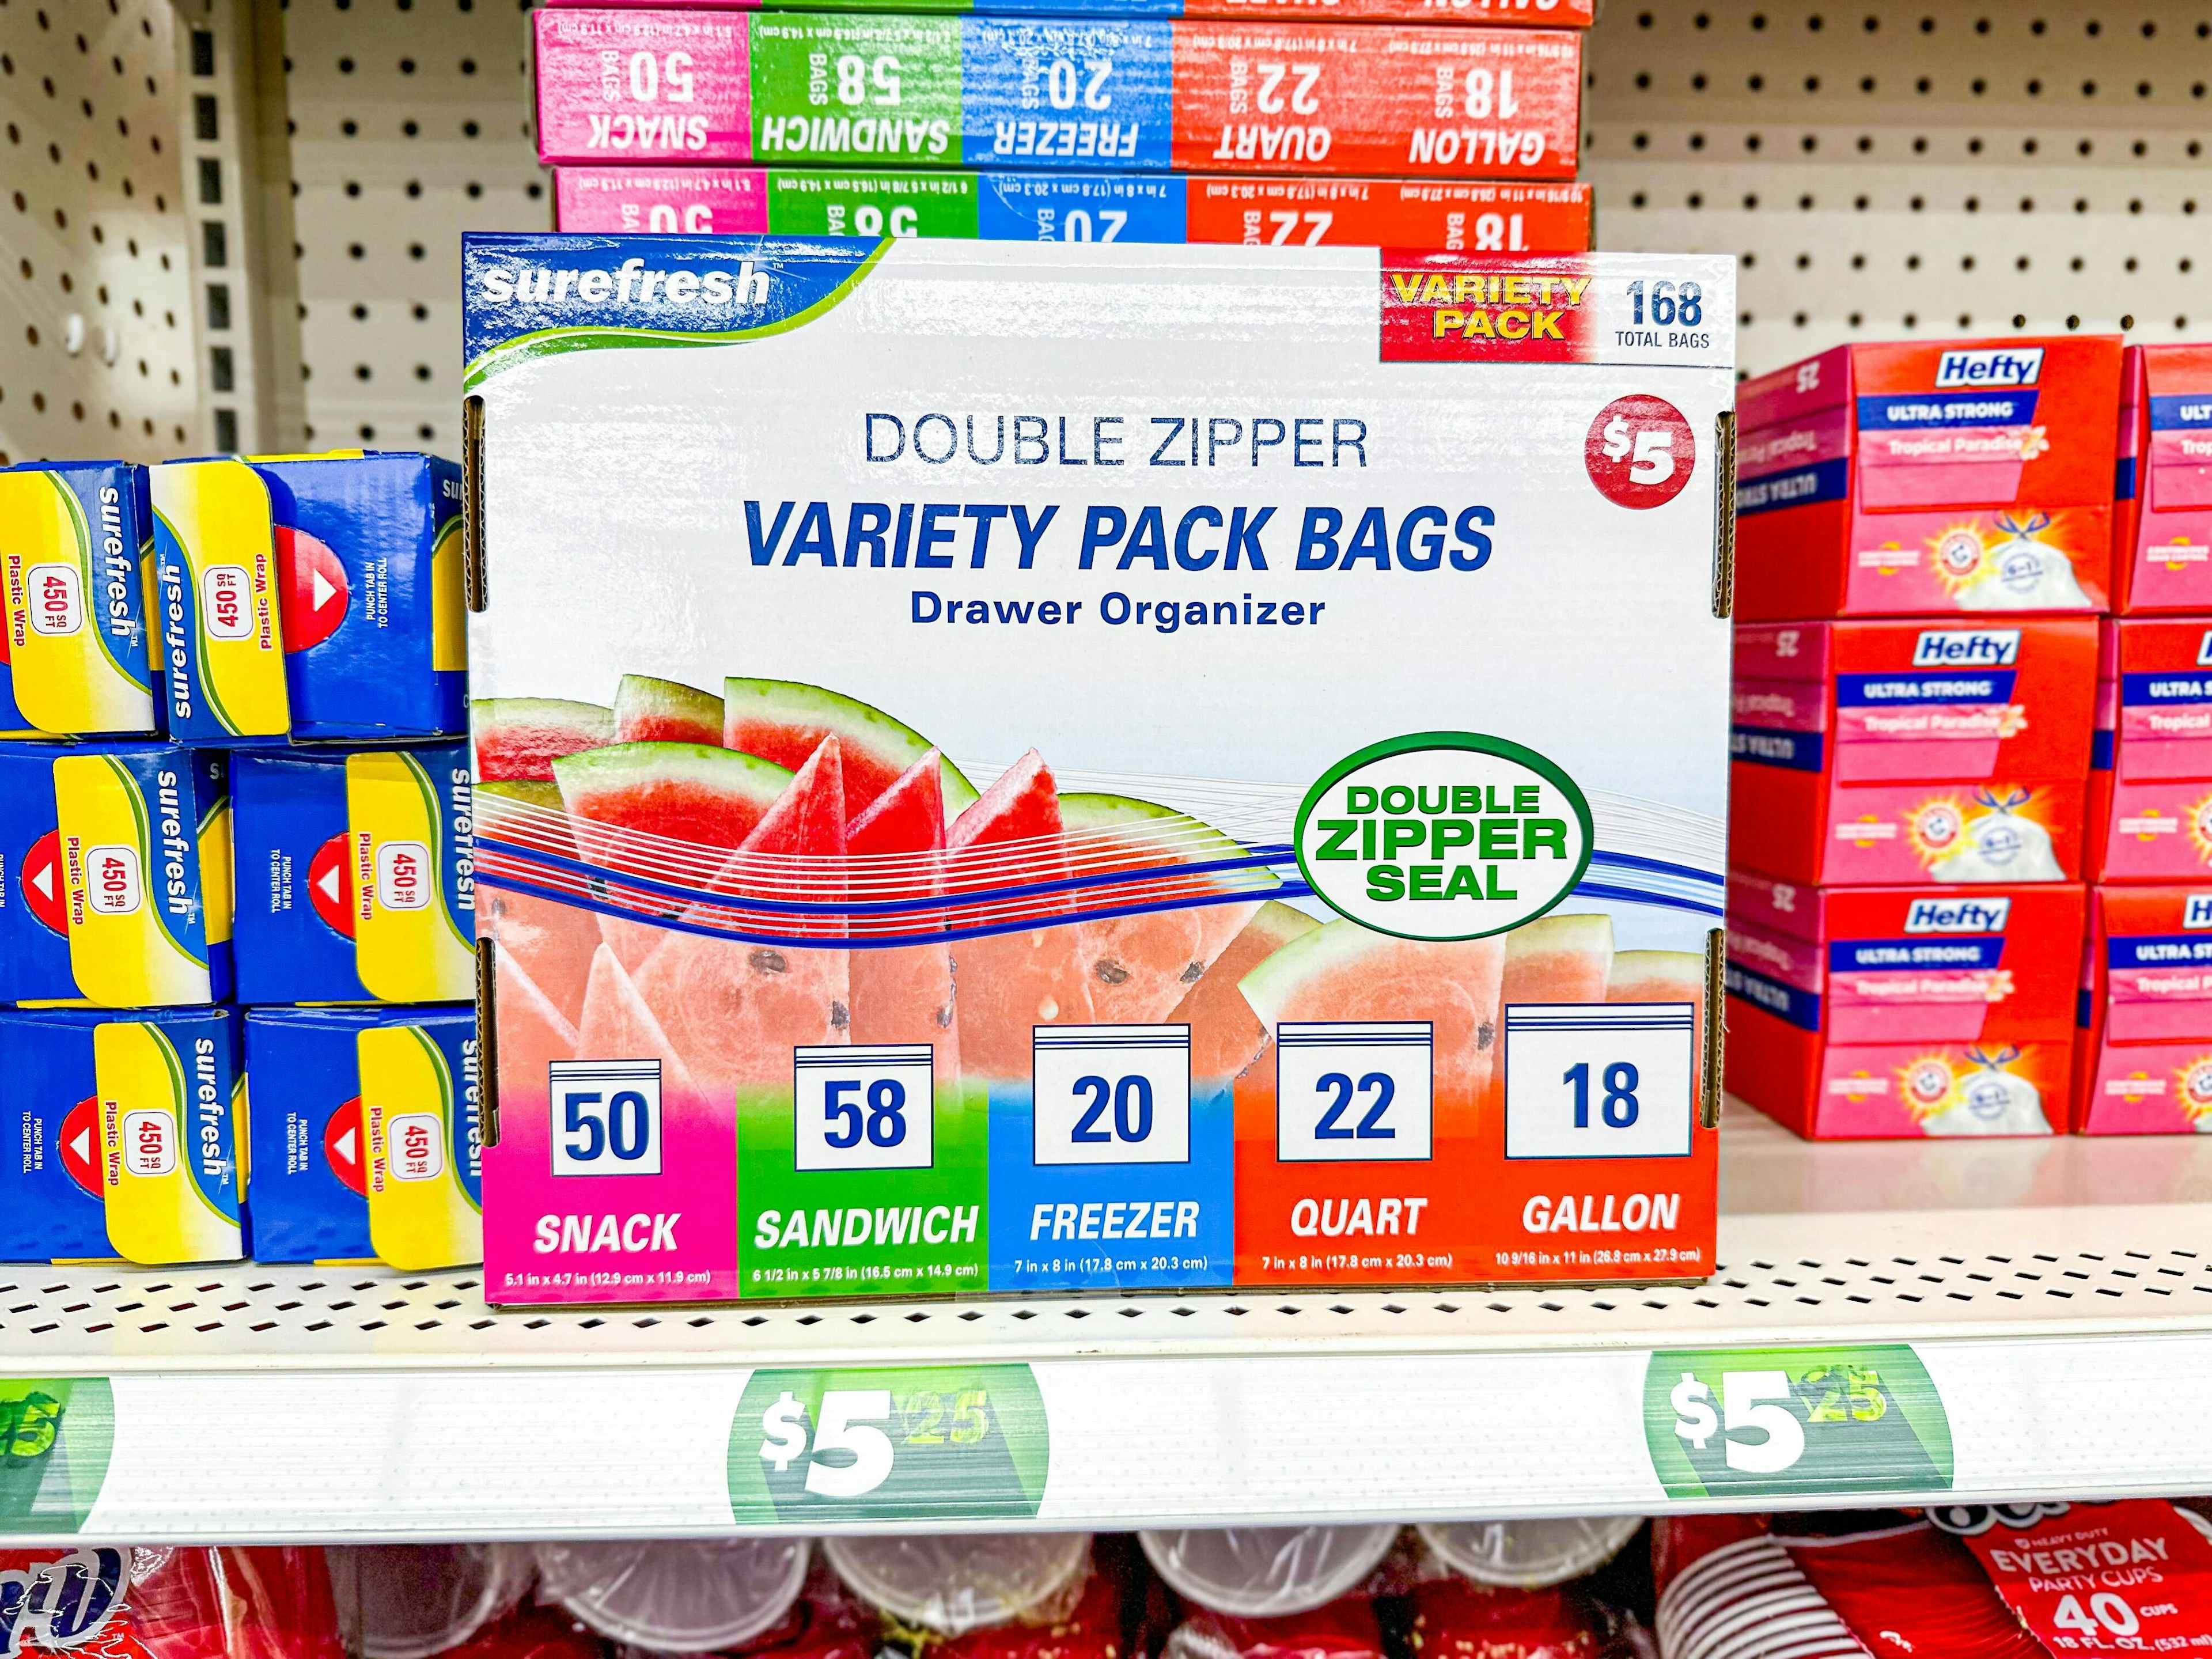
[1731,617,2097,888]
[2089,617,2212,881]
[1735,336,2123,620]
[2116,344,2212,613]
[1726,868,2084,1138]
[2075,884,2212,1132]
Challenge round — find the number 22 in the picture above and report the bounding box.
[1315,1071,1395,1139]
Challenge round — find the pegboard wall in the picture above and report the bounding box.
[0,0,200,467]
[1584,0,2212,374]
[283,0,546,453]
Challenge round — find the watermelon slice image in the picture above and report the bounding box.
[942,750,1096,1077]
[553,740,796,968]
[577,943,700,1100]
[1063,791,1270,1026]
[845,751,960,1063]
[1501,912,1616,1009]
[628,738,851,1089]
[1241,922,1508,1099]
[496,950,579,1108]
[1168,901,1320,1082]
[1608,948,1710,1097]
[725,677,978,819]
[615,673,725,747]
[473,696,613,783]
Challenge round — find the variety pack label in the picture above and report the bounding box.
[2076,886,2212,1134]
[539,0,1597,24]
[465,237,1734,1304]
[243,1005,483,1267]
[531,11,1582,179]
[1735,338,2123,620]
[149,452,467,745]
[0,1007,245,1264]
[555,168,1593,249]
[0,742,233,1005]
[2088,618,2212,881]
[1725,869,2083,1139]
[2115,344,2212,613]
[1730,619,2096,888]
[0,462,160,738]
[232,743,479,1003]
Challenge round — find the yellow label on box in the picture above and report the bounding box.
[199,796,233,949]
[96,1021,244,1265]
[360,1024,483,1271]
[0,472,157,735]
[52,755,213,1005]
[431,516,467,674]
[149,459,290,738]
[346,750,475,1001]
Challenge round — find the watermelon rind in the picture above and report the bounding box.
[479,778,561,810]
[552,741,794,846]
[1238,918,1410,1029]
[1608,948,1702,995]
[1059,791,1277,887]
[471,696,614,781]
[1503,910,1616,971]
[615,673,725,744]
[724,677,978,814]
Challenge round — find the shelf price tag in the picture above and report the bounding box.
[0,1377,114,1533]
[1642,1345,1952,1501]
[726,1365,1047,1524]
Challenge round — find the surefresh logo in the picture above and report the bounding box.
[475,256,770,309]
[1933,347,2045,388]
[1904,897,2010,933]
[1911,628,2020,666]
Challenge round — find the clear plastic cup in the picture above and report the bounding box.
[1416,1518,1642,1589]
[332,1545,533,1659]
[1139,1527,1400,1617]
[822,1533,1090,1637]
[534,1540,812,1653]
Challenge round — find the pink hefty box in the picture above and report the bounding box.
[532,10,1584,179]
[1734,336,2123,620]
[2075,885,2212,1132]
[1726,869,2085,1139]
[2087,616,2212,882]
[2116,345,2212,612]
[1730,618,2097,888]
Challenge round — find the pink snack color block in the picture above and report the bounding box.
[534,10,753,166]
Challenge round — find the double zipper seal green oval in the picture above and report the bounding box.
[1294,732,1595,942]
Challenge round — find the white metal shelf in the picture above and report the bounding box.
[3,1107,2209,1543]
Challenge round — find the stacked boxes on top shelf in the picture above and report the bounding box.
[0,451,487,1268]
[1726,336,2122,1139]
[532,0,1598,252]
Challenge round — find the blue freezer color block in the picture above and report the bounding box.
[986,1081,1234,1291]
[974,172,1188,242]
[243,1008,378,1262]
[232,751,361,1003]
[0,1007,243,1262]
[960,18,1176,171]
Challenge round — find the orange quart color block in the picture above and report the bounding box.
[1734,336,2123,620]
[1232,922,1719,1287]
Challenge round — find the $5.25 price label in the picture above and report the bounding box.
[0,1377,114,1533]
[1641,1345,1953,1501]
[725,1365,1047,1524]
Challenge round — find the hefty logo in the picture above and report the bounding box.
[1933,347,2046,389]
[2197,631,2212,668]
[1911,628,2020,666]
[0,1548,133,1658]
[1904,897,2012,933]
[2187,896,2212,930]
